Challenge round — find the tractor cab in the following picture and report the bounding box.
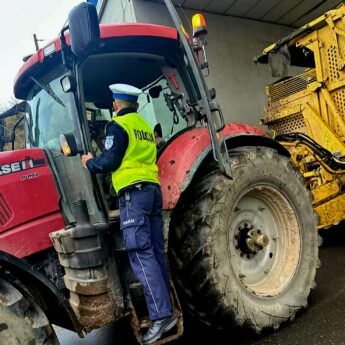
[23,25,196,153]
[79,32,196,152]
[13,22,202,224]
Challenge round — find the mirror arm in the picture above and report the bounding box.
[60,26,72,70]
[11,116,24,150]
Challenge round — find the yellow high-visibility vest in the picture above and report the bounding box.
[111,112,159,193]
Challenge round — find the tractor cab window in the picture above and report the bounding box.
[80,53,196,154]
[85,103,112,155]
[138,77,188,145]
[80,53,196,213]
[26,73,78,150]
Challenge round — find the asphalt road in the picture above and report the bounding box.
[57,227,345,345]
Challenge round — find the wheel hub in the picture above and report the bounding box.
[229,185,301,297]
[236,223,269,257]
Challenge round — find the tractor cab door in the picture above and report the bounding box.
[78,48,197,215]
[24,66,105,225]
[163,0,232,178]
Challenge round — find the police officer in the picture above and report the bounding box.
[81,84,176,344]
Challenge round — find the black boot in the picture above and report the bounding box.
[142,315,176,344]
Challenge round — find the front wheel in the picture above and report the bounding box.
[170,147,319,333]
[0,276,59,345]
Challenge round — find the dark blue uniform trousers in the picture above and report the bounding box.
[119,183,173,320]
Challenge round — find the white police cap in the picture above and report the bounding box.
[109,83,142,102]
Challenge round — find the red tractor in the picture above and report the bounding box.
[0,1,319,344]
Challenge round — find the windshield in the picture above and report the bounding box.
[26,74,78,150]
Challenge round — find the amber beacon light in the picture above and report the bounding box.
[192,13,207,37]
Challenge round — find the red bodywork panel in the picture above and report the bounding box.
[157,124,266,209]
[0,149,64,258]
[15,23,177,86]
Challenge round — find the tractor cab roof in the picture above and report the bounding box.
[254,3,345,68]
[14,23,178,99]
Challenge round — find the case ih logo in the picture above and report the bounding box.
[0,157,45,176]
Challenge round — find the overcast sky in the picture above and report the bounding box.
[0,0,82,105]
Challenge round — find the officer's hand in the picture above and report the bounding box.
[81,152,94,169]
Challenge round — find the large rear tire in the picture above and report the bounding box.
[170,147,319,333]
[0,276,59,345]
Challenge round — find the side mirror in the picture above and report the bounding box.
[68,2,100,57]
[60,133,81,156]
[60,75,76,93]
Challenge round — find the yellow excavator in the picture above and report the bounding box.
[256,3,345,229]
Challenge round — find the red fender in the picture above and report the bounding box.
[157,123,266,209]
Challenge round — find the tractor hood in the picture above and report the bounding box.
[0,149,65,258]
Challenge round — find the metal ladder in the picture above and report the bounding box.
[127,279,183,345]
[114,229,184,344]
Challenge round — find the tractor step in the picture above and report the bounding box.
[128,279,183,345]
[129,282,143,290]
[108,209,120,221]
